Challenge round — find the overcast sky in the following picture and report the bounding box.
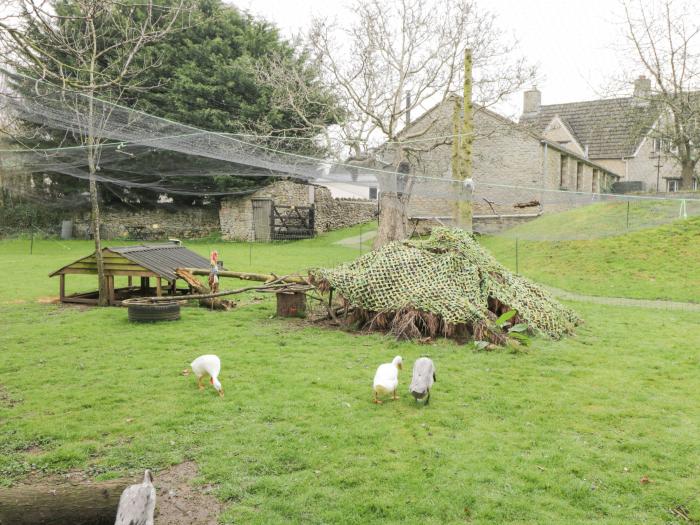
[236,0,631,117]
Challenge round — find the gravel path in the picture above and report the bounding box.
[545,286,700,311]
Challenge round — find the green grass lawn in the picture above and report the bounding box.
[481,213,700,303]
[2,223,700,524]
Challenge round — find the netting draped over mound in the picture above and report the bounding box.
[312,228,580,343]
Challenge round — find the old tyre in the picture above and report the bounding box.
[128,302,180,322]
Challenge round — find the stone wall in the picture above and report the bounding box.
[71,206,220,240]
[219,180,377,241]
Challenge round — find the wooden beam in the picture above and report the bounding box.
[59,274,65,301]
[156,278,162,297]
[128,276,133,287]
[62,296,99,305]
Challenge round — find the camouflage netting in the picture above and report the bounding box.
[311,228,580,344]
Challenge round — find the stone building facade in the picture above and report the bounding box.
[378,96,618,232]
[219,180,377,241]
[520,77,699,192]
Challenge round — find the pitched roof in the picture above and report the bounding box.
[50,244,212,280]
[108,244,212,280]
[520,97,661,159]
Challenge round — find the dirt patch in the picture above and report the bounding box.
[13,462,221,524]
[154,461,222,525]
[37,296,60,304]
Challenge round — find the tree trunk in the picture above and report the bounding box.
[454,48,473,231]
[680,161,697,190]
[0,479,130,525]
[88,146,107,307]
[374,191,409,249]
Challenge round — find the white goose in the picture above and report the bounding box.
[372,355,403,404]
[190,354,224,397]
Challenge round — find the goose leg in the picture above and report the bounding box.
[392,388,399,400]
[373,390,383,404]
[197,376,205,390]
[425,390,430,405]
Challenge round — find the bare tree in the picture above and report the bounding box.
[623,0,700,189]
[0,0,192,305]
[304,0,534,246]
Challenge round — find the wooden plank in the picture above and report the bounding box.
[62,296,99,305]
[128,276,133,287]
[156,278,162,297]
[59,274,65,300]
[59,269,156,277]
[68,262,147,271]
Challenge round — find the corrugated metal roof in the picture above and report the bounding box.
[108,244,211,281]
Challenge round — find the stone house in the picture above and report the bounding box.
[378,96,619,233]
[520,77,700,192]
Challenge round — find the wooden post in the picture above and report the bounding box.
[59,274,65,302]
[156,277,162,297]
[128,276,133,288]
[108,275,115,305]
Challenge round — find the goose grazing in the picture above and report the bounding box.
[409,357,436,404]
[114,469,156,525]
[372,355,402,404]
[190,354,224,397]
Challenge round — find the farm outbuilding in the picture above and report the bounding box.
[49,243,212,305]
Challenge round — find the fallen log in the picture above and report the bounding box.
[125,276,309,303]
[181,268,307,284]
[0,479,132,525]
[175,269,233,310]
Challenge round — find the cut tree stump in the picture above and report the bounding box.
[0,479,131,525]
[276,292,306,318]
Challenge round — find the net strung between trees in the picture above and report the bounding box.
[312,227,580,344]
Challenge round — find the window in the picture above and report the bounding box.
[576,162,583,191]
[652,137,661,154]
[368,187,378,200]
[559,155,568,189]
[667,179,680,192]
[693,178,699,191]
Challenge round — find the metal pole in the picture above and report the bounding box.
[626,201,630,230]
[359,223,363,253]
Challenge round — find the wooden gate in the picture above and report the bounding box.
[251,199,272,241]
[270,205,315,240]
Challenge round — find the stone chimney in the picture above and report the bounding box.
[633,75,651,99]
[522,87,541,118]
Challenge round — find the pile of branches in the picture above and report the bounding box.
[310,228,580,345]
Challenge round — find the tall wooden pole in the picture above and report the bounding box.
[453,48,474,231]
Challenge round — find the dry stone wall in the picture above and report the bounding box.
[71,206,220,240]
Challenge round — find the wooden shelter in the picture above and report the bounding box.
[49,244,212,305]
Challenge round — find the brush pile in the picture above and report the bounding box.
[311,228,580,344]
